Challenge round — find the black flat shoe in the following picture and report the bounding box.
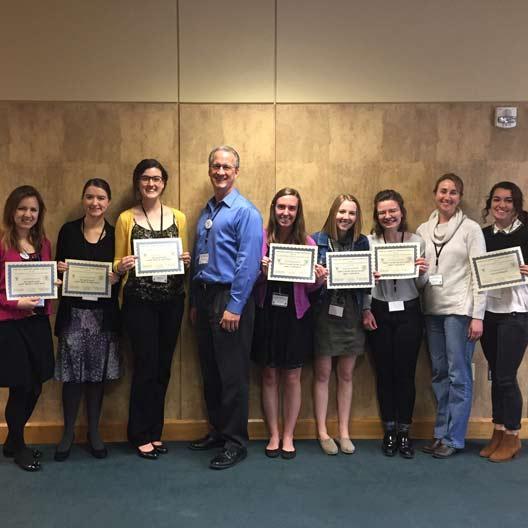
[265,447,280,458]
[189,434,225,451]
[280,449,296,460]
[87,434,107,459]
[153,442,168,455]
[136,447,159,460]
[397,432,415,459]
[15,448,41,472]
[209,446,247,469]
[382,430,398,457]
[4,447,42,459]
[54,447,71,462]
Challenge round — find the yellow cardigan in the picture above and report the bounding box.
[113,206,188,306]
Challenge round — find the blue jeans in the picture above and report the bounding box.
[425,315,475,449]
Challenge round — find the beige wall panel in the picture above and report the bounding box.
[277,102,528,425]
[277,0,528,102]
[0,1,178,102]
[179,0,275,102]
[179,104,275,419]
[0,101,182,426]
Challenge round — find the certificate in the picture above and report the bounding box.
[63,259,112,298]
[373,243,420,280]
[326,251,373,289]
[133,237,184,277]
[471,246,527,292]
[5,261,58,300]
[268,243,317,283]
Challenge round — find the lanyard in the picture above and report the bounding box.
[433,243,445,267]
[141,204,163,233]
[82,218,105,259]
[383,231,404,292]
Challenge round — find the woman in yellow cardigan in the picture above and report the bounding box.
[114,159,190,459]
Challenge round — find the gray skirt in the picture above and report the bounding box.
[55,307,122,383]
[313,292,365,357]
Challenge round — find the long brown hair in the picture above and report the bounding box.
[1,186,47,252]
[372,189,408,237]
[266,188,307,245]
[321,194,362,241]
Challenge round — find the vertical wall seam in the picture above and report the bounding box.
[176,0,183,422]
[274,0,278,193]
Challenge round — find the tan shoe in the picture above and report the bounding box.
[318,438,338,455]
[479,429,504,458]
[336,437,356,455]
[489,434,521,463]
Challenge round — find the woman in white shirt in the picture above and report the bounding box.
[479,181,528,462]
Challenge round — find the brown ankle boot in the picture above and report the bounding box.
[479,429,504,457]
[488,434,521,463]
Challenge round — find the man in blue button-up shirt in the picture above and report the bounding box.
[189,145,262,470]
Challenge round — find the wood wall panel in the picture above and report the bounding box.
[1,101,528,441]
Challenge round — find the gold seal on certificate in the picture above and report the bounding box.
[326,251,373,289]
[373,243,420,280]
[133,237,184,277]
[5,261,58,300]
[62,259,112,299]
[268,243,317,283]
[471,246,527,292]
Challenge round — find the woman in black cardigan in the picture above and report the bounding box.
[54,179,121,461]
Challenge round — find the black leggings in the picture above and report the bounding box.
[481,311,528,431]
[4,383,42,453]
[368,299,423,425]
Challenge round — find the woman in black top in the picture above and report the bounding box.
[54,179,121,461]
[479,181,528,462]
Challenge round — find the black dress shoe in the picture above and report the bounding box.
[15,448,41,472]
[209,446,247,469]
[4,446,42,459]
[153,442,168,455]
[136,447,159,460]
[397,432,415,459]
[382,430,398,457]
[280,449,296,460]
[189,434,225,451]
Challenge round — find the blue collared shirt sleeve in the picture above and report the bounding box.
[226,206,263,314]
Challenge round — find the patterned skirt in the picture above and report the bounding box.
[55,308,122,383]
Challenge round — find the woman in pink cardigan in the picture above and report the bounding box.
[0,186,55,472]
[252,188,325,459]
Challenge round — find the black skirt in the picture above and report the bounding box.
[252,282,312,369]
[0,315,55,388]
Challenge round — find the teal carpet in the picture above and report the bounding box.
[1,440,527,528]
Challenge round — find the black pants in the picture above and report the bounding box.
[368,299,423,425]
[195,285,254,448]
[123,296,184,447]
[480,311,528,431]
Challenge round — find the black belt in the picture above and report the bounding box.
[195,281,231,292]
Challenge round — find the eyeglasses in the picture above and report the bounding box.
[210,163,236,172]
[140,175,163,184]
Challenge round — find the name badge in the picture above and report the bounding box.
[429,274,443,286]
[199,253,209,265]
[35,298,45,308]
[152,275,168,283]
[328,304,344,317]
[82,296,99,301]
[388,301,405,312]
[272,293,288,307]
